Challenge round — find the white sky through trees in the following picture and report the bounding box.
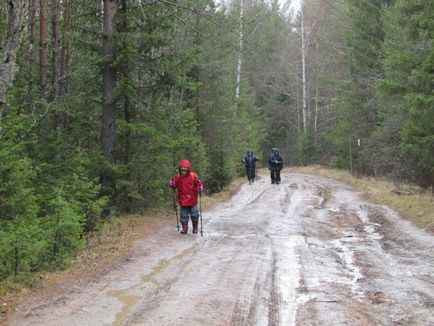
[216,0,301,13]
[284,0,301,13]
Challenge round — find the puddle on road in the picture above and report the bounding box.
[106,291,141,326]
[141,257,170,286]
[107,247,192,326]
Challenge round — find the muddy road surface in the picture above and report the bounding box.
[9,173,434,326]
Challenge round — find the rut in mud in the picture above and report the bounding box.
[9,172,434,326]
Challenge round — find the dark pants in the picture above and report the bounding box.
[180,206,199,224]
[270,170,281,184]
[246,168,255,182]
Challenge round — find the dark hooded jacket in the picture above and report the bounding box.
[243,149,258,171]
[268,148,283,171]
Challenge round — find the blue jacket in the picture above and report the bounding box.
[268,148,283,171]
[243,149,258,171]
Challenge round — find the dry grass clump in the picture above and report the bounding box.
[289,165,434,232]
[68,216,144,272]
[0,283,29,322]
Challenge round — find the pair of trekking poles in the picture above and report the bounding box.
[172,190,204,236]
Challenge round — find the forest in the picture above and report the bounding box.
[0,0,433,282]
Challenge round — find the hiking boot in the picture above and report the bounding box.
[192,228,198,234]
[180,223,188,234]
[192,221,198,234]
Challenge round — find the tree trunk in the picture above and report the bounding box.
[28,0,36,97]
[314,86,318,142]
[0,0,28,119]
[296,60,301,134]
[39,0,48,99]
[120,0,132,212]
[102,0,117,164]
[14,235,19,279]
[101,0,117,200]
[60,0,71,96]
[51,0,61,101]
[300,0,308,133]
[121,0,130,165]
[235,0,244,100]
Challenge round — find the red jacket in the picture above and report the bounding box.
[169,160,204,206]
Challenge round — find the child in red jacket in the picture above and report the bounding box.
[169,160,205,234]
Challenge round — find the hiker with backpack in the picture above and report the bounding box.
[268,147,283,184]
[169,159,205,234]
[242,149,258,184]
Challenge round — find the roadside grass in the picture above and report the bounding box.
[288,165,434,233]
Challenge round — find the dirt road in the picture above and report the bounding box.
[9,173,434,326]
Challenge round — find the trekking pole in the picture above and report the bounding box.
[172,189,180,231]
[199,192,203,237]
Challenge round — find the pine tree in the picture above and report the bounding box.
[329,0,390,174]
[379,0,434,187]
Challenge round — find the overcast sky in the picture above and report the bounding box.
[283,0,301,13]
[216,0,301,13]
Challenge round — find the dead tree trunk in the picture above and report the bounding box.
[0,0,28,119]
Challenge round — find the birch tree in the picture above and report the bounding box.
[300,0,308,133]
[235,0,244,100]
